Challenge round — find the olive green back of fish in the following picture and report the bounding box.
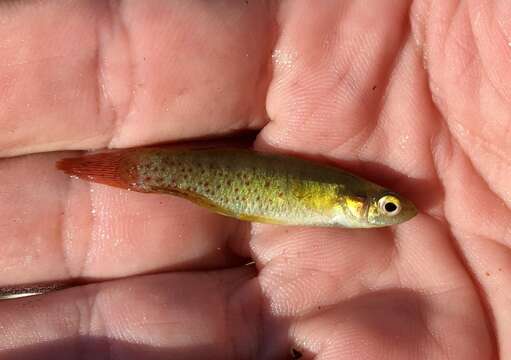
[130,148,390,227]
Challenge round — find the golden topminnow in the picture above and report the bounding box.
[57,148,417,228]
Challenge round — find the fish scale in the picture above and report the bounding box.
[136,150,307,222]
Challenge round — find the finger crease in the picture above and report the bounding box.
[94,0,134,149]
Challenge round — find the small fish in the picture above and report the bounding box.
[57,148,417,228]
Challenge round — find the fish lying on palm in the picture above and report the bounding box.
[57,147,417,228]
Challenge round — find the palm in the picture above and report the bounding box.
[0,1,508,359]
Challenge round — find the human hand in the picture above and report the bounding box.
[0,1,508,359]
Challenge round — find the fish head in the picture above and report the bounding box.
[364,191,417,227]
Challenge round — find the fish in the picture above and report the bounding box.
[56,147,417,228]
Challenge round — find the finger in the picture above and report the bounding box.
[0,267,270,360]
[0,152,250,286]
[0,1,274,157]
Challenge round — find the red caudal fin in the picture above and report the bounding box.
[56,151,135,189]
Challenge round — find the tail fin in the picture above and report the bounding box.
[56,151,132,189]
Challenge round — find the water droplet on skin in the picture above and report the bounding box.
[398,134,410,149]
[271,48,297,68]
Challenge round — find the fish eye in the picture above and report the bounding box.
[378,195,401,216]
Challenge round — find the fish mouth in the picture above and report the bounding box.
[397,198,418,224]
[405,203,419,220]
